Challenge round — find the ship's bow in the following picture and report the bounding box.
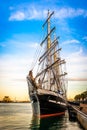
[27,77,40,115]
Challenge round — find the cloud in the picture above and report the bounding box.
[62,39,80,45]
[68,78,87,81]
[0,55,32,81]
[55,8,87,19]
[29,42,39,48]
[0,54,31,100]
[66,47,87,79]
[8,39,39,49]
[0,35,41,77]
[9,11,25,21]
[9,6,47,21]
[69,47,83,56]
[82,36,87,41]
[0,37,39,54]
[9,6,87,21]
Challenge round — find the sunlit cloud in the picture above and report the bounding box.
[0,39,40,83]
[29,43,39,48]
[9,5,87,21]
[9,11,25,21]
[0,54,33,100]
[68,78,87,81]
[66,47,87,79]
[0,54,33,97]
[62,39,80,45]
[55,8,87,19]
[0,38,39,53]
[0,55,32,79]
[69,47,83,56]
[9,6,47,21]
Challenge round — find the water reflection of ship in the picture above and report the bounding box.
[30,114,66,130]
[30,116,40,130]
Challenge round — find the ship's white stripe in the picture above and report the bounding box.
[48,99,66,106]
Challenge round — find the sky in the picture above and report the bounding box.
[0,0,87,101]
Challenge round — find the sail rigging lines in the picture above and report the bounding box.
[29,10,67,95]
[39,37,59,64]
[30,29,46,71]
[30,44,41,71]
[40,27,55,46]
[35,58,60,78]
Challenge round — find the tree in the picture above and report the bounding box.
[74,91,87,102]
[3,96,11,102]
[74,94,81,101]
[80,93,85,103]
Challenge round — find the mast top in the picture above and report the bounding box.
[42,10,54,28]
[48,10,50,17]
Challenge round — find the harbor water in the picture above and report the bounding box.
[0,103,84,130]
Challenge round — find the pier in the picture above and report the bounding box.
[68,103,87,130]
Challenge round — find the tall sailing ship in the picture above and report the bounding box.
[27,10,67,116]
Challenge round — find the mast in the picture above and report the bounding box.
[47,10,52,90]
[47,10,51,49]
[39,10,54,90]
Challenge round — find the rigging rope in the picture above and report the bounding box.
[30,26,46,72]
[30,45,41,70]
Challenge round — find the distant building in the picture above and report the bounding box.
[3,96,11,102]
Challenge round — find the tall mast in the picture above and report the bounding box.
[47,10,51,90]
[47,10,51,49]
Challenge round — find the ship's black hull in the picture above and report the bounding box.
[38,94,66,115]
[30,89,67,116]
[27,78,67,116]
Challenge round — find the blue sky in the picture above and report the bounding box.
[0,0,87,100]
